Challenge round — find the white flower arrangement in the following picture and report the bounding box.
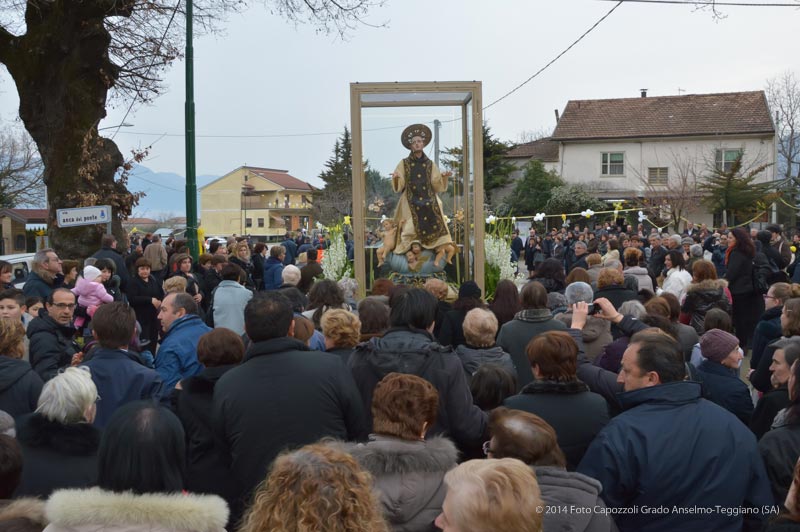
[321,232,352,281]
[485,235,517,282]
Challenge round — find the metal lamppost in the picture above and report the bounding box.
[184,0,198,260]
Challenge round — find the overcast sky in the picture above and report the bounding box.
[2,0,799,195]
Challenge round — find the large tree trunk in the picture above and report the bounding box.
[0,1,135,259]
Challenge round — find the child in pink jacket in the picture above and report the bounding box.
[71,265,113,327]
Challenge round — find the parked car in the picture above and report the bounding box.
[0,253,36,289]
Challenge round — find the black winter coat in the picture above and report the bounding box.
[350,328,488,450]
[26,311,79,382]
[497,310,567,390]
[173,365,238,502]
[126,274,164,348]
[0,356,42,418]
[726,248,756,296]
[14,413,99,497]
[213,337,367,503]
[759,419,800,507]
[91,246,129,292]
[681,279,732,335]
[751,387,789,440]
[503,380,609,469]
[228,256,256,291]
[437,308,469,348]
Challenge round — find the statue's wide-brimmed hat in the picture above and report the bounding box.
[401,124,432,150]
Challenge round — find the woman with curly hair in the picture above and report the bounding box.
[345,373,458,531]
[239,443,388,532]
[321,309,361,365]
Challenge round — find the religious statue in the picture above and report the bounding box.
[391,124,455,261]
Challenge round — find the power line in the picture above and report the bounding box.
[111,1,182,140]
[600,0,800,6]
[111,2,626,139]
[113,122,417,139]
[483,1,624,111]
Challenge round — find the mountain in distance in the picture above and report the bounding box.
[126,164,218,218]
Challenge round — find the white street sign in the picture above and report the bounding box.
[56,206,112,228]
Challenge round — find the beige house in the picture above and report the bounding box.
[0,208,48,254]
[199,166,315,239]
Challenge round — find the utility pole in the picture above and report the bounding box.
[434,119,441,166]
[184,0,198,259]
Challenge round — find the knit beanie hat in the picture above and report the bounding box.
[458,281,482,301]
[700,329,739,363]
[82,265,102,282]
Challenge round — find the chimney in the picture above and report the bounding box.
[554,109,560,123]
[640,89,648,98]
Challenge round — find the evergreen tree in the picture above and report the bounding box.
[315,127,353,223]
[699,153,774,226]
[505,160,564,216]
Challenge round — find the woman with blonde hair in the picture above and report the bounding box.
[321,309,361,365]
[15,367,100,497]
[239,442,388,532]
[435,458,543,532]
[0,318,42,417]
[229,241,255,290]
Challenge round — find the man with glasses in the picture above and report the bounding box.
[23,248,64,299]
[26,288,79,381]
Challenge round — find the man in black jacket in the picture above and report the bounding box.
[212,292,367,506]
[26,289,80,381]
[91,234,129,293]
[349,288,487,451]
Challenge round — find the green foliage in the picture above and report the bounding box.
[440,124,516,202]
[505,160,564,216]
[365,167,396,217]
[318,126,353,193]
[545,184,605,215]
[699,154,774,225]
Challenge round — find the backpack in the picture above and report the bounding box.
[752,252,771,295]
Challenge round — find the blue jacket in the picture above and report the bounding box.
[81,347,164,428]
[577,381,773,532]
[695,360,753,426]
[262,256,284,291]
[282,239,298,265]
[22,271,63,300]
[155,314,211,389]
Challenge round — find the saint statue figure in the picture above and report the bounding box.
[391,124,455,258]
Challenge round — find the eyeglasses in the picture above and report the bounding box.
[482,441,494,456]
[51,303,76,310]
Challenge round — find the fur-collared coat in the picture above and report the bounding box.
[680,278,732,335]
[0,498,48,532]
[344,435,458,532]
[42,488,228,532]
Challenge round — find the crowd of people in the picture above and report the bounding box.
[1,222,800,531]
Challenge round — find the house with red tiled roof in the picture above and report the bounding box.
[199,166,315,239]
[545,90,776,226]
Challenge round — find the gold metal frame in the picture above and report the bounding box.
[350,81,485,297]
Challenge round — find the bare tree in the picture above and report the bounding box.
[515,127,553,145]
[0,126,45,208]
[631,148,704,232]
[766,70,800,180]
[0,0,383,258]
